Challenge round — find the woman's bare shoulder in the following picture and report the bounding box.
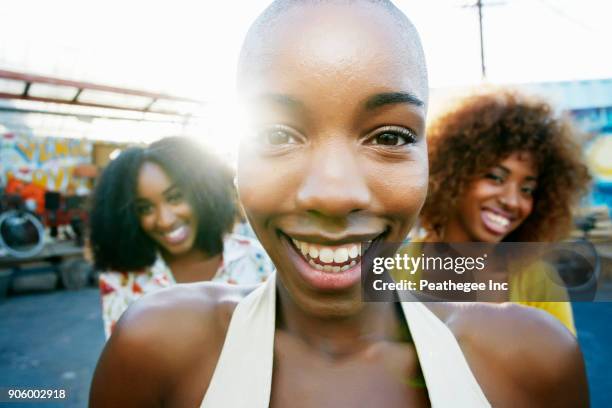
[90,282,258,407]
[117,281,255,340]
[436,302,588,407]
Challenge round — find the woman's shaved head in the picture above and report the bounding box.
[237,0,428,102]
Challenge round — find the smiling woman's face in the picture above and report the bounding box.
[237,4,429,316]
[135,161,198,257]
[446,152,538,243]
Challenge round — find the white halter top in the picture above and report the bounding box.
[201,273,490,407]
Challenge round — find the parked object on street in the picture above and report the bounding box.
[0,240,94,293]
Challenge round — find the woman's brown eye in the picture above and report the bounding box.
[367,127,417,147]
[258,125,300,146]
[267,130,292,145]
[373,133,406,146]
[168,192,184,203]
[485,173,504,184]
[522,186,536,196]
[136,204,153,216]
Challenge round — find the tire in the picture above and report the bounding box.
[59,258,92,290]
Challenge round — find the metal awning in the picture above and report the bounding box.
[0,69,205,119]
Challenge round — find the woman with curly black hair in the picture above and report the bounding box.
[421,88,591,333]
[89,137,273,338]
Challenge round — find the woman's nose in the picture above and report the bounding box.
[296,141,371,218]
[498,183,521,211]
[155,205,177,229]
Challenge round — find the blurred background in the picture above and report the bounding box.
[0,0,610,406]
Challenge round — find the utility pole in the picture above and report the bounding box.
[462,1,505,79]
[477,0,485,78]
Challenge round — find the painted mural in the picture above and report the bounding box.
[572,106,612,213]
[0,132,92,193]
[585,133,612,211]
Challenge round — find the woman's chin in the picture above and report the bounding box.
[158,241,194,257]
[474,229,506,243]
[276,269,364,319]
[284,288,364,319]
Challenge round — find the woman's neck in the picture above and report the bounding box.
[276,284,405,359]
[161,248,222,283]
[435,222,471,243]
[425,227,509,301]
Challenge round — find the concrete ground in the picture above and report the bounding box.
[0,287,610,407]
[0,288,104,408]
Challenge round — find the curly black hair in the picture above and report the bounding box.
[422,88,591,242]
[89,137,236,271]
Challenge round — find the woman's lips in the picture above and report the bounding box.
[281,233,378,291]
[480,209,512,236]
[160,225,190,245]
[291,238,361,272]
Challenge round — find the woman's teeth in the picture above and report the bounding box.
[291,238,361,272]
[482,210,511,229]
[164,226,187,243]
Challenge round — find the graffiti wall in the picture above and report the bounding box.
[585,132,612,211]
[0,133,92,193]
[572,106,612,213]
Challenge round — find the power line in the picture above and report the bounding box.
[536,0,599,34]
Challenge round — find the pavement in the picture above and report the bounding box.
[0,287,610,407]
[0,288,104,408]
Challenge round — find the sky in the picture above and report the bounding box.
[0,0,611,155]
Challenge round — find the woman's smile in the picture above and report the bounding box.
[279,229,384,291]
[156,224,192,246]
[480,207,515,236]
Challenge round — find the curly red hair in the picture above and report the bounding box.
[422,88,591,242]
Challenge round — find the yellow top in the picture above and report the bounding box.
[392,243,576,335]
[509,261,576,335]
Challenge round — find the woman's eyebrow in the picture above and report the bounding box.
[493,165,510,175]
[250,92,424,112]
[163,184,180,195]
[364,92,424,111]
[251,93,303,110]
[496,165,537,181]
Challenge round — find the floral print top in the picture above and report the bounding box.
[98,234,274,338]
